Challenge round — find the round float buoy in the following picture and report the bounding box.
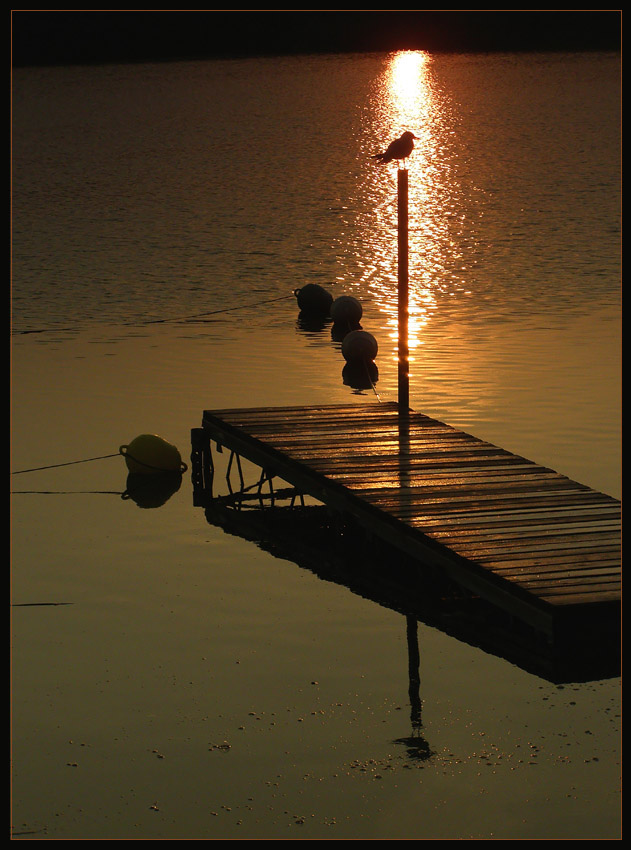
[330,295,363,326]
[341,330,378,363]
[119,434,187,475]
[293,284,333,316]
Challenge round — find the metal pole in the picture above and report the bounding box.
[398,168,410,413]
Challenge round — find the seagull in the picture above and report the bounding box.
[372,131,418,165]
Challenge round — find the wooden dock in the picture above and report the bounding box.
[193,402,620,636]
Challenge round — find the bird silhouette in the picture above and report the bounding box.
[372,131,418,165]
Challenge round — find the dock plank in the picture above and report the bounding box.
[199,402,620,629]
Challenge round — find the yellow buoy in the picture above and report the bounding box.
[119,434,187,475]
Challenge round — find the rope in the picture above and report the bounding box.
[140,293,293,325]
[12,293,295,336]
[366,365,381,401]
[11,454,119,475]
[119,448,187,474]
[12,490,123,495]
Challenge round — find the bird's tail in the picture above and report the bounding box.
[372,154,388,163]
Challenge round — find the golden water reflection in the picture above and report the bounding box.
[360,51,468,357]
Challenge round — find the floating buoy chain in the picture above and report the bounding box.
[294,285,382,400]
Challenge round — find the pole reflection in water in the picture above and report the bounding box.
[392,614,432,762]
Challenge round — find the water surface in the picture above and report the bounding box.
[11,51,620,839]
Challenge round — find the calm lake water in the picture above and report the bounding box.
[11,51,620,839]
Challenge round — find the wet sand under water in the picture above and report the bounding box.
[11,318,621,840]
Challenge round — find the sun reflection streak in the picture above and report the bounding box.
[389,51,430,127]
[364,51,464,357]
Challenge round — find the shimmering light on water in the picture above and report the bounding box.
[359,51,476,356]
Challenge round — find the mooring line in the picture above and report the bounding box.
[140,293,294,325]
[12,602,73,607]
[369,374,382,401]
[12,490,123,495]
[11,454,119,475]
[12,293,295,336]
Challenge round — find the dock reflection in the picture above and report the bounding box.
[191,438,620,697]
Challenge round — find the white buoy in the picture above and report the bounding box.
[341,330,378,363]
[330,295,362,326]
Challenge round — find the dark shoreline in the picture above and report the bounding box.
[12,10,621,69]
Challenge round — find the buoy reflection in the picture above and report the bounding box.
[342,360,379,391]
[122,471,182,508]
